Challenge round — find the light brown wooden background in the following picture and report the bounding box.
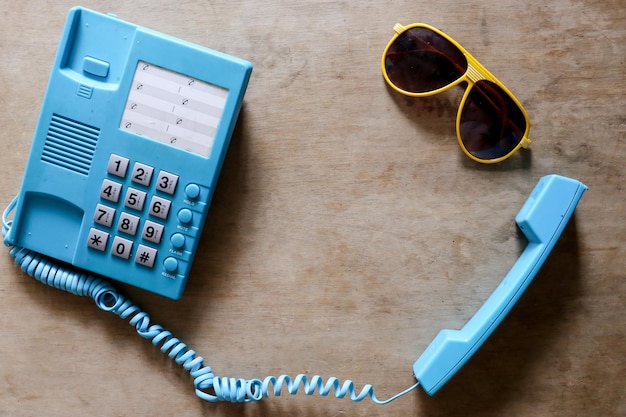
[0,1,624,416]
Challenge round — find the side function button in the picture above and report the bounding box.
[171,233,186,248]
[178,208,193,224]
[164,257,178,273]
[184,183,200,199]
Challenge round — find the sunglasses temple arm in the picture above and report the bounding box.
[412,175,587,395]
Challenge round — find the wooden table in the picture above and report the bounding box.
[1,1,624,416]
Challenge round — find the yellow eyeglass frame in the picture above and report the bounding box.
[381,23,532,164]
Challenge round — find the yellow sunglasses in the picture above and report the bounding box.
[382,23,532,164]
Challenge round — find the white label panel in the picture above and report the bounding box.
[120,61,228,157]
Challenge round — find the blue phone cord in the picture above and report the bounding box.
[2,198,418,404]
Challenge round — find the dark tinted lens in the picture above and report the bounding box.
[385,27,468,93]
[459,80,527,160]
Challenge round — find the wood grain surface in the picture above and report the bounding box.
[0,1,624,416]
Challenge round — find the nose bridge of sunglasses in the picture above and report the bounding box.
[464,55,494,84]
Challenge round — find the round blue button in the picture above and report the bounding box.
[171,233,185,248]
[164,257,178,272]
[178,208,193,224]
[185,183,200,199]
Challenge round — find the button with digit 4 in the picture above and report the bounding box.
[100,179,122,203]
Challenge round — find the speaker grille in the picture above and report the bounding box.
[41,114,100,175]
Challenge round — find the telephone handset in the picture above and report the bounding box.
[3,7,252,299]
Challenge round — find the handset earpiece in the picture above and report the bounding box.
[413,174,587,395]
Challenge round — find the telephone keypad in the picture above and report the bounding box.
[89,155,197,281]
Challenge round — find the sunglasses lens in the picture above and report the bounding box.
[384,27,468,93]
[459,80,527,160]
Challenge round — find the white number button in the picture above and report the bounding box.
[135,244,157,268]
[124,188,147,211]
[87,228,109,251]
[156,171,179,195]
[107,154,129,178]
[142,220,164,244]
[100,179,122,203]
[117,212,140,236]
[111,236,133,259]
[93,204,116,227]
[149,196,171,220]
[131,162,154,186]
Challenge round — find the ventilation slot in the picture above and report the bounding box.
[41,114,100,175]
[77,84,93,99]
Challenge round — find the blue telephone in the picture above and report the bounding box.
[3,6,588,407]
[3,7,252,299]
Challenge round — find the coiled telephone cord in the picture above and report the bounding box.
[3,198,418,404]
